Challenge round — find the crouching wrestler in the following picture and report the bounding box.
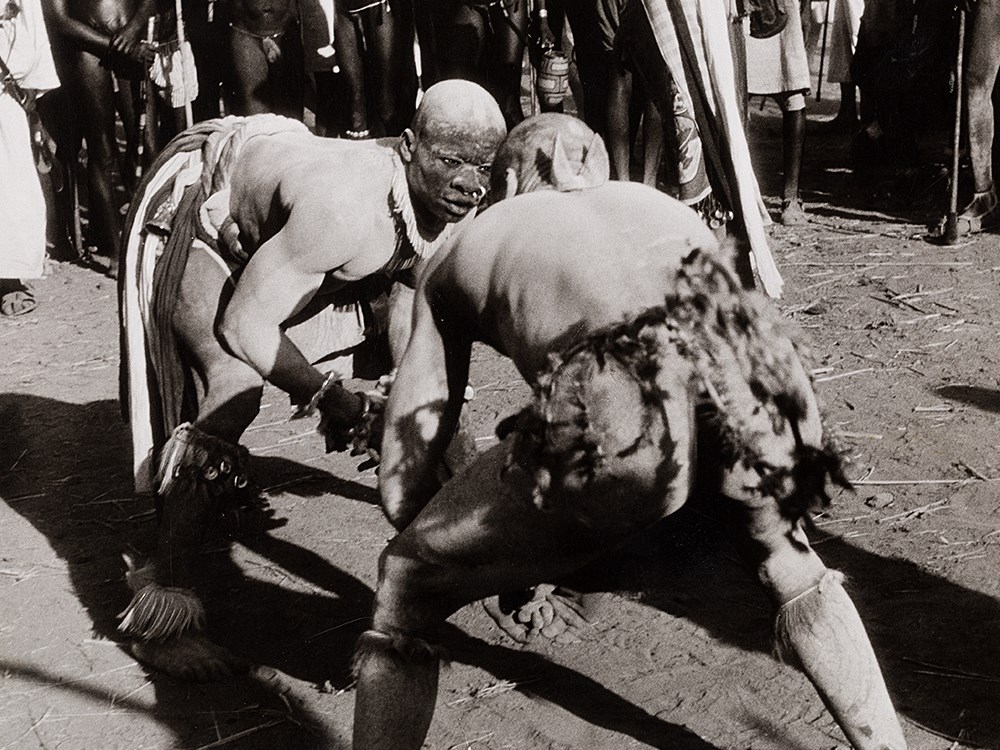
[116,79,506,681]
[351,114,907,750]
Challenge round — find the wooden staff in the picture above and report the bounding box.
[135,16,156,179]
[942,9,966,245]
[175,0,193,127]
[817,0,831,101]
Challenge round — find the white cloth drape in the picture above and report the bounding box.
[0,0,59,279]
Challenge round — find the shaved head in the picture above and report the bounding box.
[399,80,507,232]
[411,80,507,141]
[490,113,610,199]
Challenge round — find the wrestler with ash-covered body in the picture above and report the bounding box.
[226,0,302,116]
[351,114,907,750]
[42,0,156,277]
[118,81,506,680]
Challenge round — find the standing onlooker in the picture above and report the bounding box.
[600,0,662,185]
[435,0,529,128]
[1,0,60,316]
[745,0,811,225]
[945,0,1000,234]
[821,0,864,132]
[330,0,419,138]
[42,0,156,277]
[226,0,303,117]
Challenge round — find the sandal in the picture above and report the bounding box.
[0,281,36,317]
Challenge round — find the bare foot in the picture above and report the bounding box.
[483,584,600,645]
[779,198,807,226]
[130,633,250,681]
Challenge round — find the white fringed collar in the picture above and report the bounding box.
[389,154,455,262]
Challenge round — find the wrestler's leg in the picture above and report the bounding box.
[353,350,694,749]
[485,1,527,127]
[961,0,1000,222]
[227,27,273,115]
[713,397,905,749]
[72,50,122,275]
[726,499,905,749]
[363,0,419,136]
[122,249,263,681]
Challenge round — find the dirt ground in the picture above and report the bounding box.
[3,93,1000,750]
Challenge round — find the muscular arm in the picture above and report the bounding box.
[379,268,472,531]
[219,208,364,426]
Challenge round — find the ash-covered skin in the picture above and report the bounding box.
[487,112,610,201]
[400,81,507,232]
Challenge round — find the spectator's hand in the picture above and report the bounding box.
[128,39,156,65]
[539,20,556,51]
[110,21,144,56]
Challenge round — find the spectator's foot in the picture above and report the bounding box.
[0,280,36,317]
[779,198,807,226]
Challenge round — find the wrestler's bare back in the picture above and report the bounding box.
[229,133,402,287]
[431,181,718,379]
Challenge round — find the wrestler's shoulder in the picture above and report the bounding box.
[245,132,394,189]
[246,133,396,199]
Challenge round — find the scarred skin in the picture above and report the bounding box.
[352,115,907,750]
[128,81,507,681]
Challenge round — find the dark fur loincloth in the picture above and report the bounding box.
[503,249,848,523]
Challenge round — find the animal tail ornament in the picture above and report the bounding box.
[660,249,850,520]
[511,249,847,520]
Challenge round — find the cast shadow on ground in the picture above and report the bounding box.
[935,384,1000,415]
[0,394,719,748]
[746,112,950,230]
[0,394,350,747]
[587,496,1000,749]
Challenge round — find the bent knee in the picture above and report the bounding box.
[371,544,459,634]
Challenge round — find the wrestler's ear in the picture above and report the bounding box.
[581,133,610,187]
[504,167,519,200]
[398,128,416,164]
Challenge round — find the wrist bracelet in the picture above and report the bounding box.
[293,371,341,419]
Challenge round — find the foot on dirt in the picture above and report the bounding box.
[483,584,600,645]
[129,633,250,681]
[779,198,807,226]
[0,280,36,317]
[933,187,1000,238]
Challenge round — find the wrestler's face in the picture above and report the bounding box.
[400,125,504,228]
